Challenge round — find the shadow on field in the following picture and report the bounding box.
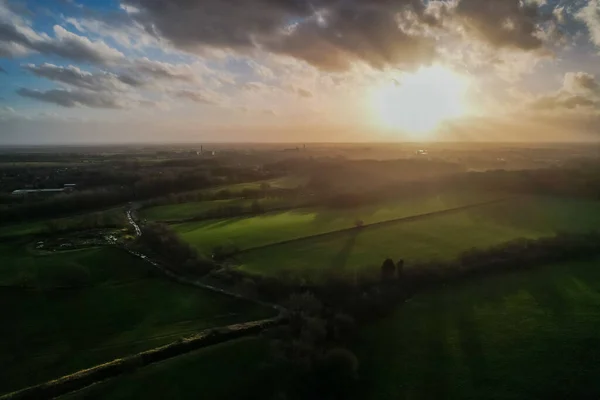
[330,229,361,271]
[457,309,489,387]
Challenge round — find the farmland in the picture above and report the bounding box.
[174,190,506,255]
[0,208,127,239]
[65,338,273,400]
[175,195,600,282]
[65,258,600,400]
[140,198,289,222]
[0,243,274,395]
[355,258,600,400]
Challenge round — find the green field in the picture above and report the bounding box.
[0,244,274,395]
[140,198,289,222]
[355,258,600,400]
[0,208,126,239]
[236,196,600,281]
[67,259,600,400]
[175,191,505,255]
[65,338,274,400]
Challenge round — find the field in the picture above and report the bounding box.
[354,258,600,399]
[66,259,600,400]
[0,243,274,395]
[175,194,600,282]
[174,191,506,255]
[140,198,289,222]
[0,208,126,239]
[65,338,274,400]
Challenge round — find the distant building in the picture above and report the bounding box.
[11,188,67,197]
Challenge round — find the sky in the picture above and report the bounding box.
[1,0,600,144]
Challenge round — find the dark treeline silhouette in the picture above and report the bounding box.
[1,169,279,224]
[137,222,214,276]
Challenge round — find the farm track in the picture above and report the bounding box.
[126,208,285,314]
[233,196,519,256]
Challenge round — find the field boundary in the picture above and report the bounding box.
[233,196,518,257]
[0,317,284,400]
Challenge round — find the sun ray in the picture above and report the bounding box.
[370,65,471,138]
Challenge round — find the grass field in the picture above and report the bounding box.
[0,208,126,239]
[65,338,274,400]
[174,191,506,255]
[0,244,274,395]
[140,198,289,222]
[354,258,600,400]
[236,196,600,281]
[67,259,600,400]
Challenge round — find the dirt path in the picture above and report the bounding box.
[125,206,284,313]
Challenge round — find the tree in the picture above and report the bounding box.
[381,258,395,282]
[260,182,271,194]
[250,200,263,214]
[396,259,405,278]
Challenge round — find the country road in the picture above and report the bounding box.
[125,206,284,313]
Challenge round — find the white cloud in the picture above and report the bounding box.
[576,0,600,47]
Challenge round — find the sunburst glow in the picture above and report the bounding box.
[370,65,471,137]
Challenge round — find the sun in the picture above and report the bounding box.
[370,65,471,138]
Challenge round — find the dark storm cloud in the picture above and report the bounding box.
[454,0,545,51]
[17,87,126,109]
[125,0,437,70]
[124,0,556,71]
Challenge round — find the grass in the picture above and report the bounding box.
[234,196,600,282]
[140,198,289,222]
[64,338,274,400]
[354,258,600,400]
[174,191,505,256]
[66,259,600,400]
[0,208,126,239]
[0,244,274,395]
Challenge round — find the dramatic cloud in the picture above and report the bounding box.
[23,63,130,92]
[124,0,559,71]
[33,25,124,65]
[130,58,197,82]
[17,87,127,109]
[125,0,438,71]
[576,0,600,47]
[0,1,123,64]
[531,72,600,111]
[452,0,545,51]
[563,72,599,94]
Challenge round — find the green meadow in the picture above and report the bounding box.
[140,198,289,222]
[355,258,600,400]
[237,196,600,281]
[64,338,273,400]
[0,208,126,239]
[174,190,506,255]
[173,193,600,282]
[66,258,600,400]
[0,244,273,395]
